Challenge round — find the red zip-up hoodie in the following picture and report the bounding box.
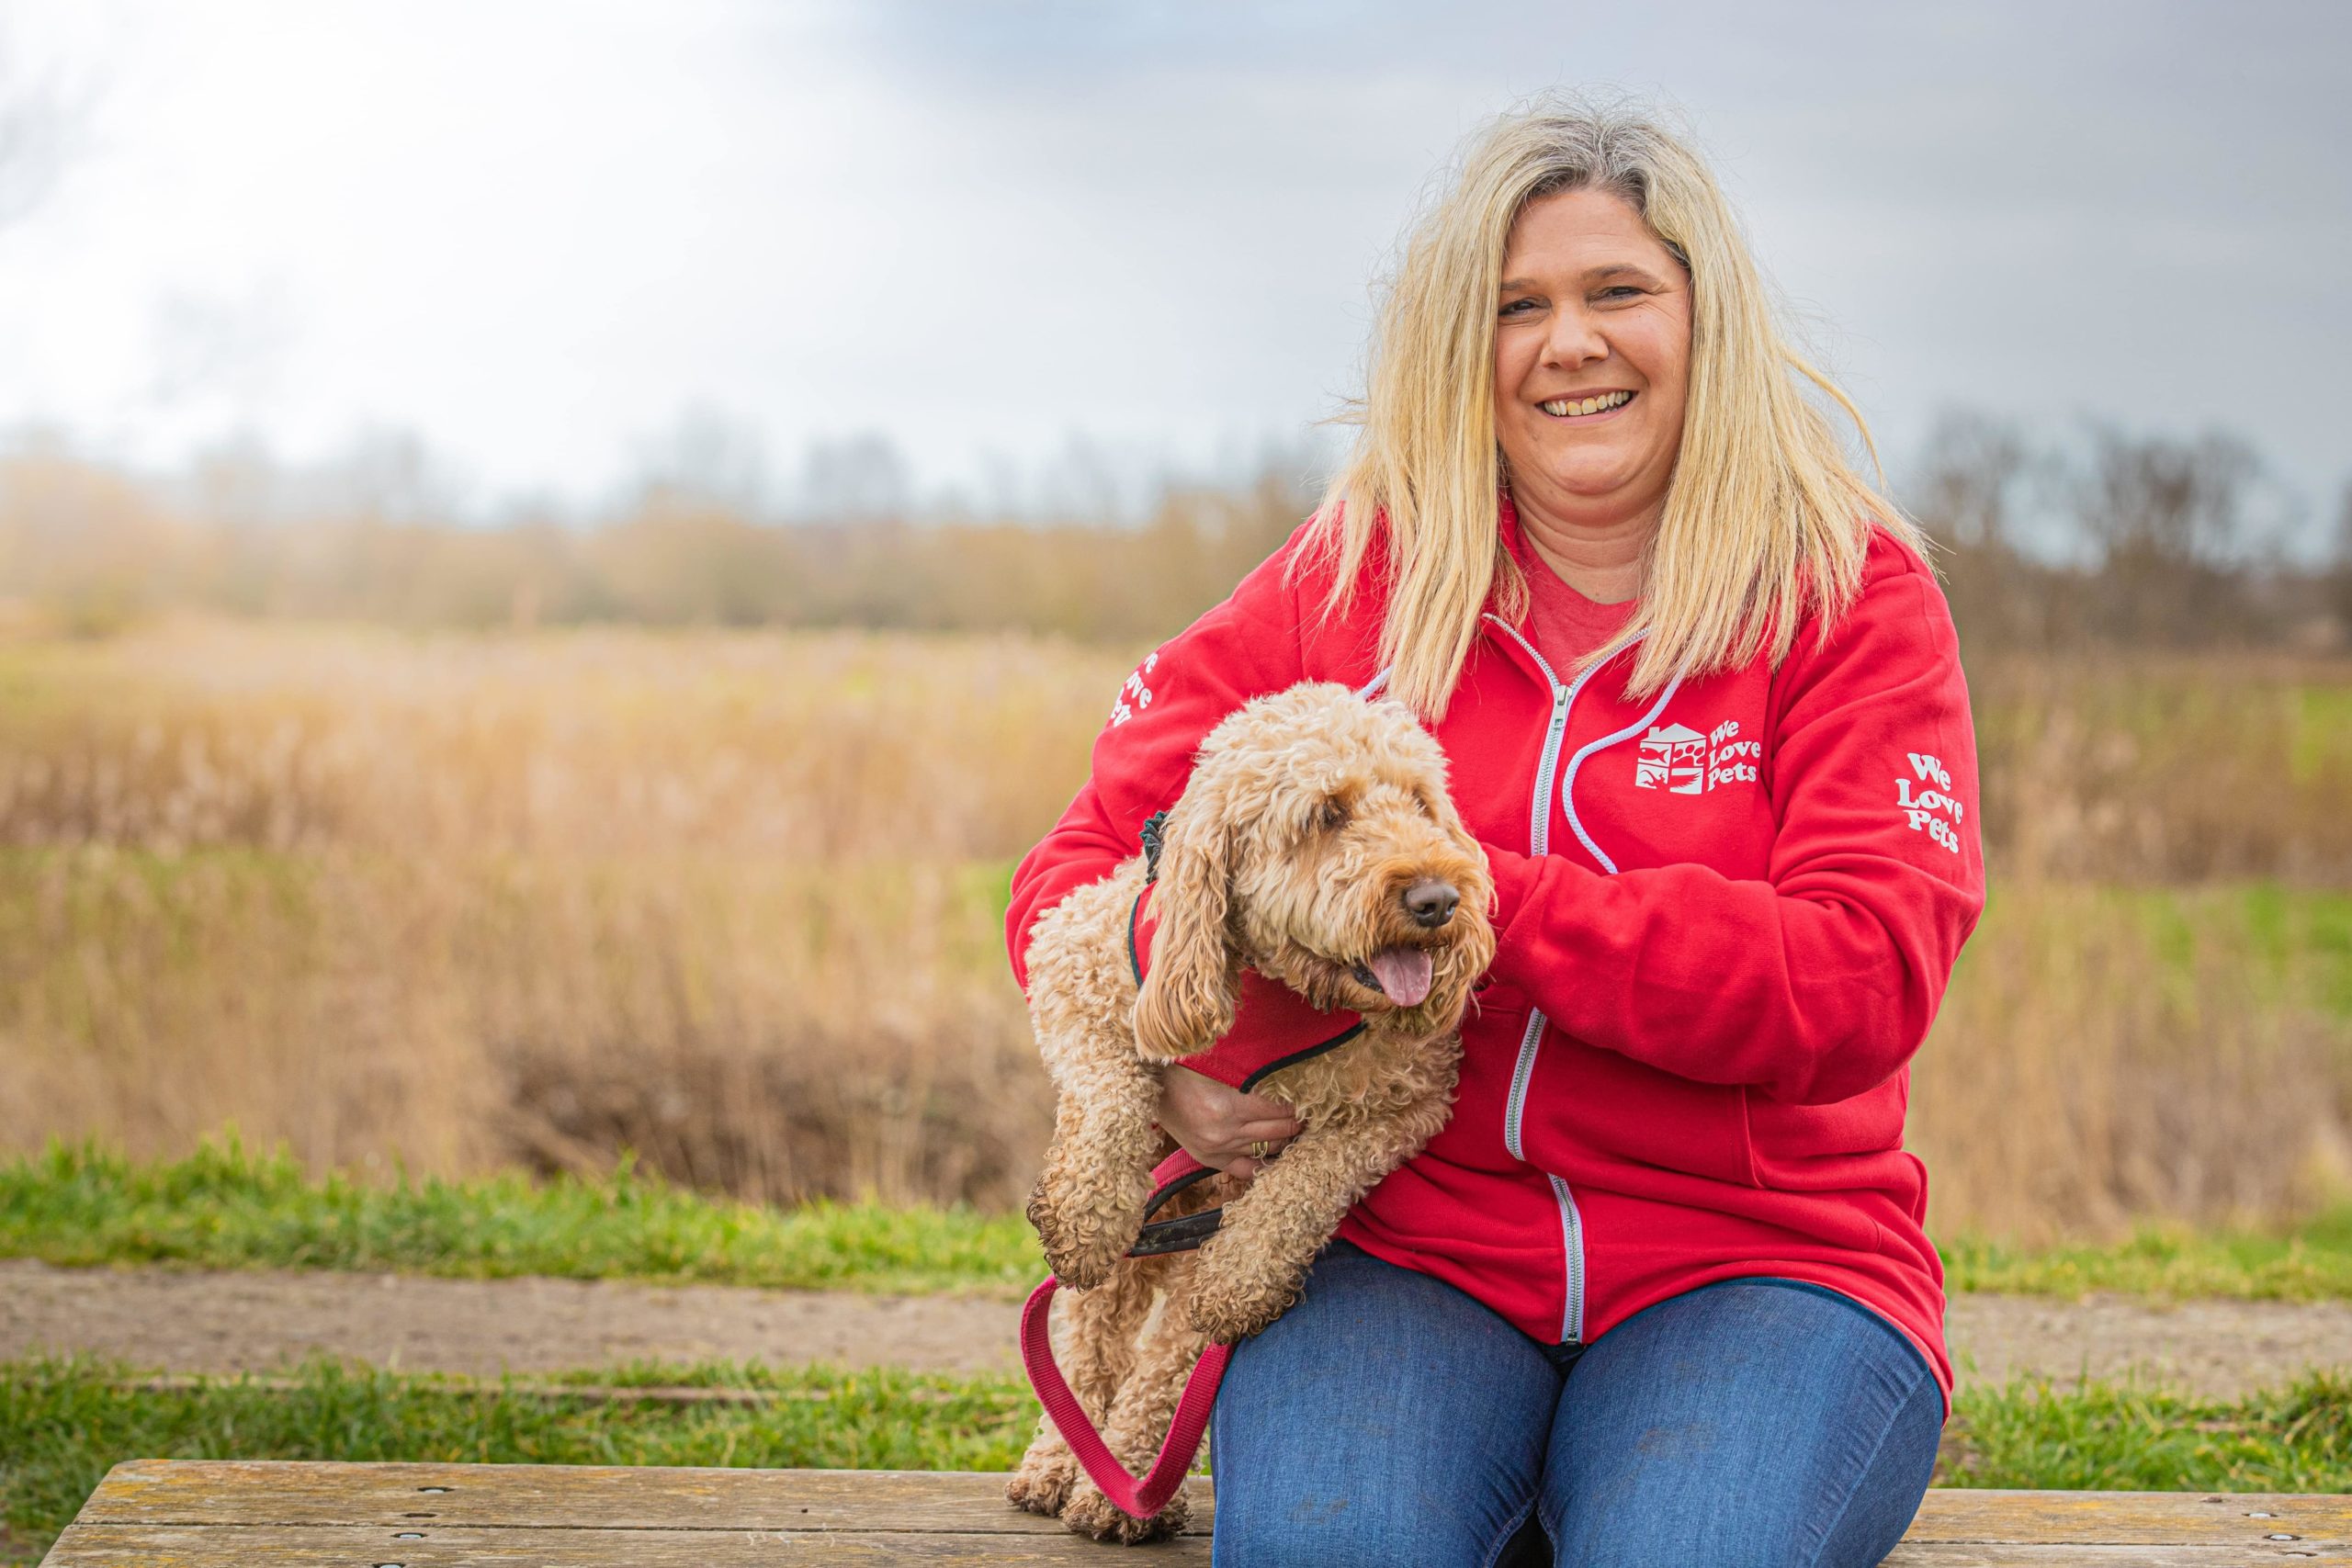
[1007,496,1985,1410]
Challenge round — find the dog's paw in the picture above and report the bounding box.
[1028,1172,1146,1290]
[1023,1187,1092,1287]
[1184,1262,1301,1345]
[1185,1289,1290,1346]
[1037,1228,1130,1292]
[1023,1180,1064,1252]
[1004,1443,1080,1517]
[1060,1479,1187,1544]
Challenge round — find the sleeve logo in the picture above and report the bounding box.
[1895,751,1964,855]
[1106,651,1159,729]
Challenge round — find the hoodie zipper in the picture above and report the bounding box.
[1481,613,1628,1346]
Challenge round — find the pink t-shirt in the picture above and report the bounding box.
[1521,551,1636,670]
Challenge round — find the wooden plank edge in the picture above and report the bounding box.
[63,1464,2352,1548]
[38,1523,2346,1567]
[39,1522,1215,1565]
[71,1461,1216,1539]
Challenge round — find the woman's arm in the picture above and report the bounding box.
[1483,558,1986,1107]
[1005,525,1362,1116]
[1005,537,1308,990]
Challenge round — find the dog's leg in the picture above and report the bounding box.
[1186,1089,1455,1345]
[1026,1026,1167,1290]
[1006,1255,1159,1517]
[1005,1409,1078,1519]
[1057,1254,1209,1544]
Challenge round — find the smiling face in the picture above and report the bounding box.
[1491,186,1693,536]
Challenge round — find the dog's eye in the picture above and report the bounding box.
[1317,796,1349,832]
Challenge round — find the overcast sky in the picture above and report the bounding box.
[0,0,2345,541]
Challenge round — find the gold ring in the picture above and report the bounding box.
[1250,1139,1270,1161]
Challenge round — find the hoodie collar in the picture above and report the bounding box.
[1479,486,1649,694]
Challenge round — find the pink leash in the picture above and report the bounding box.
[1018,1149,1232,1519]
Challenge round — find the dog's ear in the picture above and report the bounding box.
[1132,781,1240,1062]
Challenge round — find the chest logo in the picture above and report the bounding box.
[1634,717,1759,795]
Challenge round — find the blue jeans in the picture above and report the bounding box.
[1208,1240,1942,1567]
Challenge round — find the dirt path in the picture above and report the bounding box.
[0,1259,1018,1379]
[6,1259,2348,1401]
[1945,1293,2352,1399]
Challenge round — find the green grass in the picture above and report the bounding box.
[2,1356,2346,1565]
[0,1355,1036,1566]
[11,1141,2352,1302]
[0,1139,1041,1296]
[1951,879,2352,1023]
[1943,1206,2352,1301]
[1944,1371,2352,1491]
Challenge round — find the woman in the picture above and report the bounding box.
[1006,95,1984,1567]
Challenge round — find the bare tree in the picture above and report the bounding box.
[632,406,772,517]
[2330,479,2352,640]
[2072,425,2263,647]
[1908,409,2058,652]
[1913,410,2030,551]
[790,433,912,524]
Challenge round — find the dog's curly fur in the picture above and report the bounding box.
[1008,682,1496,1542]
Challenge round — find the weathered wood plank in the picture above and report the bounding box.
[1881,1551,2345,1565]
[38,1523,2347,1567]
[1908,1490,2348,1547]
[73,1462,2352,1547]
[71,1461,1212,1536]
[40,1523,1214,1564]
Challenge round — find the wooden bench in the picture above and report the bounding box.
[39,1461,2348,1563]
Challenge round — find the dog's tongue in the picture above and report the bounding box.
[1366,947,1434,1007]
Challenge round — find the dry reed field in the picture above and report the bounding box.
[4,615,2348,1241]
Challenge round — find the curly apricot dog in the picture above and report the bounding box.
[1007,681,1495,1542]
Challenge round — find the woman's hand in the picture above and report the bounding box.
[1156,1064,1301,1180]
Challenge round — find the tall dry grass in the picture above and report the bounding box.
[1970,653,2352,884]
[1912,882,2352,1241]
[0,844,1045,1206]
[3,616,2348,1236]
[0,618,1125,1208]
[0,617,1118,860]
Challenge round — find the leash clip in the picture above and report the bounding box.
[1139,809,1170,884]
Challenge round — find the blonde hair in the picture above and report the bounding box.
[1297,91,1929,716]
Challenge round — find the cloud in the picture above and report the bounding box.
[0,0,2340,525]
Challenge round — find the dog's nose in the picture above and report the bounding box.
[1402,878,1459,928]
